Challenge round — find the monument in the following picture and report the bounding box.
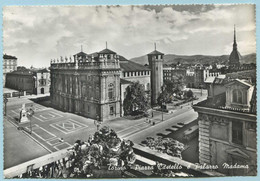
[20,104,29,123]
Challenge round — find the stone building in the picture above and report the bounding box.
[50,49,121,121]
[120,58,151,116]
[163,66,186,81]
[147,45,164,105]
[193,77,256,176]
[5,67,50,95]
[3,54,17,87]
[193,68,221,88]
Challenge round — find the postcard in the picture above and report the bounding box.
[2,3,257,179]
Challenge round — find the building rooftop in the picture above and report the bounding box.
[120,78,133,85]
[98,48,116,54]
[204,77,216,84]
[74,51,88,57]
[194,78,256,115]
[120,61,150,72]
[3,54,17,60]
[7,68,49,75]
[147,50,164,55]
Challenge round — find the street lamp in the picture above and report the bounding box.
[3,95,8,116]
[161,102,165,121]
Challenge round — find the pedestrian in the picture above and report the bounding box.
[149,119,151,124]
[152,111,154,118]
[153,122,155,126]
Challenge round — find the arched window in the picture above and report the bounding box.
[108,83,114,101]
[237,90,242,103]
[232,89,242,104]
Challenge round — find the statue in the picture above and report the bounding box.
[20,104,29,123]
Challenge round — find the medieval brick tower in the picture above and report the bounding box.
[229,25,241,67]
[147,43,164,105]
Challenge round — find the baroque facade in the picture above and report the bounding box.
[50,49,121,121]
[50,45,156,121]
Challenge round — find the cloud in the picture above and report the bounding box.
[3,4,256,67]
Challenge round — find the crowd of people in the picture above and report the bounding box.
[16,126,136,178]
[142,137,184,159]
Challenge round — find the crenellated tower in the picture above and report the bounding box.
[147,43,164,105]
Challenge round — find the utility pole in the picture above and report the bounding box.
[161,102,164,121]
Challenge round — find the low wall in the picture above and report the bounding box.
[4,143,225,178]
[133,144,225,177]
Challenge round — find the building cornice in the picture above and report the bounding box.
[193,105,256,122]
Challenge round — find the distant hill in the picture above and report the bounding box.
[130,53,256,66]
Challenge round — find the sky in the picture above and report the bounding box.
[3,4,256,68]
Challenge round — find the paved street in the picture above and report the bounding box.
[4,89,207,168]
[4,120,49,169]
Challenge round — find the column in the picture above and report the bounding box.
[198,114,211,165]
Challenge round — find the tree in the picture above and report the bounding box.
[157,85,170,106]
[164,76,184,96]
[123,82,150,116]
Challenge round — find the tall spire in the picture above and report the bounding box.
[154,43,156,50]
[81,45,83,52]
[106,41,107,49]
[233,24,237,50]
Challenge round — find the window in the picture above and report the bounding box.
[39,79,46,86]
[108,83,114,101]
[232,121,243,145]
[233,89,242,103]
[95,85,99,100]
[110,106,114,115]
[147,83,150,90]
